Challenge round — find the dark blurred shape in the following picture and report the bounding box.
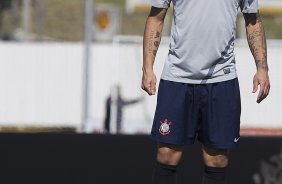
[104,85,143,134]
[1,33,13,40]
[0,0,12,37]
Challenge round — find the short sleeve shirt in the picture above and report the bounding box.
[151,0,259,84]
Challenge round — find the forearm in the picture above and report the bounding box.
[244,12,268,71]
[143,8,167,72]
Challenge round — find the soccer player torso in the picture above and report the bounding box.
[161,0,256,84]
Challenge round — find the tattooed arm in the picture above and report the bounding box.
[244,12,270,103]
[141,7,168,95]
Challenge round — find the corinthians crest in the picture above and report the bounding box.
[159,119,172,135]
[253,147,282,184]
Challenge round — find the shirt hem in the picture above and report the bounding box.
[160,73,238,84]
[151,3,170,8]
[241,9,259,13]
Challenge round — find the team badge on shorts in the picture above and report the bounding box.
[159,119,172,135]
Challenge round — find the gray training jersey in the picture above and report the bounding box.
[151,0,259,84]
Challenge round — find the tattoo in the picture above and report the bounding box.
[148,30,154,55]
[154,41,160,48]
[143,7,167,70]
[153,32,161,56]
[155,32,161,38]
[245,12,268,71]
[148,31,161,56]
[256,60,269,71]
[153,50,157,56]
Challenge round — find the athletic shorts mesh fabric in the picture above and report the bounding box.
[150,0,259,84]
[151,78,241,149]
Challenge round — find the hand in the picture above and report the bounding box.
[253,69,270,103]
[141,70,157,96]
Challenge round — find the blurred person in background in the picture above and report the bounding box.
[104,85,143,134]
[141,0,270,184]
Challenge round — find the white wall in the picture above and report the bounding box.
[0,40,281,133]
[236,41,282,128]
[0,42,83,128]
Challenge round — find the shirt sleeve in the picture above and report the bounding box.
[240,0,259,13]
[150,0,171,8]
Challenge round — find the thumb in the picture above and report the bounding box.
[253,78,259,93]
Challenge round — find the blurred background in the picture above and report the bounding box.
[0,1,282,183]
[0,0,282,135]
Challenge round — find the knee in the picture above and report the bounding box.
[157,144,183,165]
[203,148,229,168]
[205,155,228,167]
[157,147,174,164]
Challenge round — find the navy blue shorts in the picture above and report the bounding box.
[151,78,241,149]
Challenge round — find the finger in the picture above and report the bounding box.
[267,84,271,95]
[257,83,265,103]
[264,84,270,100]
[146,84,154,96]
[141,82,150,95]
[142,79,151,93]
[253,78,259,93]
[257,93,266,103]
[150,82,156,95]
[141,83,148,92]
[260,83,271,103]
[257,92,267,103]
[264,83,270,97]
